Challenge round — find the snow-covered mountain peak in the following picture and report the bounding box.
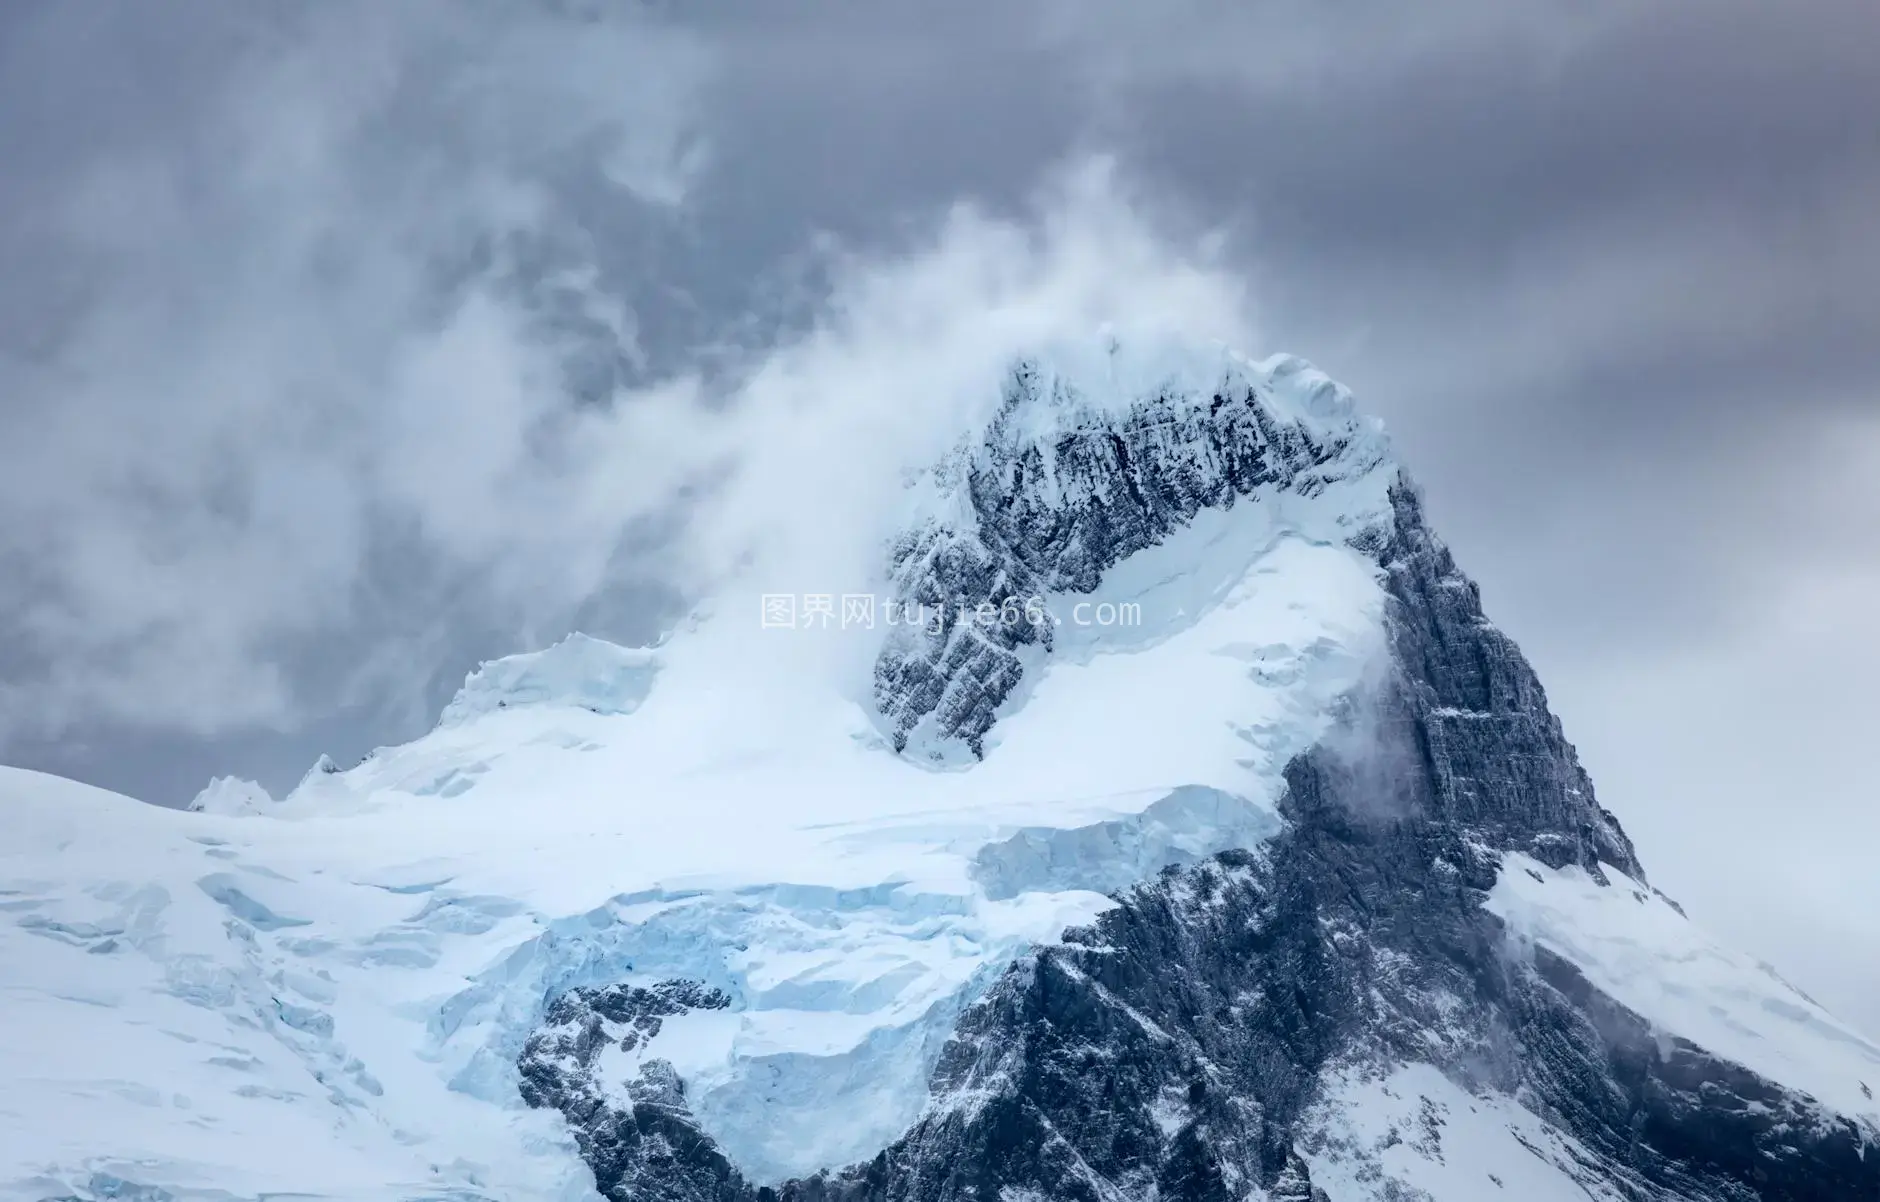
[7,334,1877,1201]
[874,335,1397,760]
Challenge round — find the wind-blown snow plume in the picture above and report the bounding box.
[1,26,1253,759]
[674,159,1262,694]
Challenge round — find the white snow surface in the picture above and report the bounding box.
[1488,853,1880,1130]
[1301,1062,1629,1202]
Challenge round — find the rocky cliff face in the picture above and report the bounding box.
[517,355,1878,1201]
[872,353,1387,760]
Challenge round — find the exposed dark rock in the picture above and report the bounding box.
[518,981,745,1202]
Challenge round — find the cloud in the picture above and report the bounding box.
[0,0,1247,749]
[0,1,712,739]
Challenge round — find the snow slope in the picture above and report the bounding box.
[1302,1062,1631,1202]
[1488,853,1880,1129]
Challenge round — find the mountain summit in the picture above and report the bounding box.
[3,335,1876,1202]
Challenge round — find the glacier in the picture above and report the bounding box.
[3,335,1877,1201]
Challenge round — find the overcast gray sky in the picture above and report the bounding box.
[2,1,1876,1031]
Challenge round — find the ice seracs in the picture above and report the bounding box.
[438,631,663,727]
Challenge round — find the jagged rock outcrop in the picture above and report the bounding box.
[873,353,1387,759]
[518,982,740,1201]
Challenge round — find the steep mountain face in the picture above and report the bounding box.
[819,481,1871,1202]
[5,337,1877,1202]
[517,353,1878,1201]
